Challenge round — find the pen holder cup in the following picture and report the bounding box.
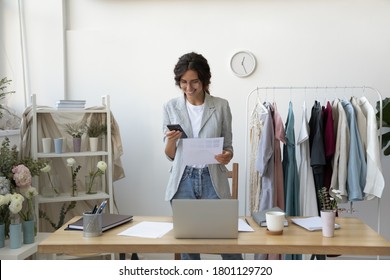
[83,211,103,237]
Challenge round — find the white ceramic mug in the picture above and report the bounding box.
[265,211,285,233]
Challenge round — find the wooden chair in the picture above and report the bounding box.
[227,162,239,200]
[174,162,239,260]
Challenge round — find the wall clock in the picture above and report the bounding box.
[230,50,256,77]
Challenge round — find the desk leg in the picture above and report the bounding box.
[310,254,326,260]
[119,253,139,260]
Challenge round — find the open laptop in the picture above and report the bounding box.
[172,199,238,239]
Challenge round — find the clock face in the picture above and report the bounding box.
[230,51,256,77]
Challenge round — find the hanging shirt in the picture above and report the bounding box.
[309,101,326,213]
[256,103,274,211]
[322,101,335,189]
[297,102,318,216]
[358,96,385,199]
[282,102,300,216]
[272,103,286,211]
[249,102,267,213]
[330,99,349,202]
[341,100,367,201]
[282,103,302,261]
[351,96,367,152]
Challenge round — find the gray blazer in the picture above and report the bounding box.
[162,93,233,201]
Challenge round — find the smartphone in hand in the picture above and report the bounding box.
[167,124,188,138]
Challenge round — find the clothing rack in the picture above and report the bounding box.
[245,86,383,236]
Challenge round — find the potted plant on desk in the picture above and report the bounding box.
[318,187,342,238]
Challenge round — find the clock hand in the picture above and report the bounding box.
[241,56,247,73]
[242,64,247,74]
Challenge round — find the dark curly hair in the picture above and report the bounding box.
[173,52,211,94]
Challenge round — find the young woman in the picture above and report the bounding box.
[163,52,242,260]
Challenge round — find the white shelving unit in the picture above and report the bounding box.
[0,232,51,260]
[30,94,114,231]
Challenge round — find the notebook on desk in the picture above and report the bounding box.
[172,199,238,239]
[66,213,133,232]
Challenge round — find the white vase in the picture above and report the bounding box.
[321,210,336,237]
[42,137,52,153]
[89,137,99,152]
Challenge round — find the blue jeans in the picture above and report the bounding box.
[172,166,243,261]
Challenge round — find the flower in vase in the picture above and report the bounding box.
[40,164,59,195]
[86,161,107,194]
[12,164,32,190]
[65,121,86,138]
[0,177,10,195]
[67,158,81,196]
[19,186,38,221]
[9,193,25,223]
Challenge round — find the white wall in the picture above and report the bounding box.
[2,0,390,241]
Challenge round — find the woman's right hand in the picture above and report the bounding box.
[164,130,181,159]
[165,129,183,141]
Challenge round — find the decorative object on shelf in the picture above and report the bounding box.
[22,219,35,244]
[0,136,45,238]
[73,137,82,153]
[67,158,81,197]
[54,138,63,154]
[65,121,86,152]
[40,164,60,197]
[89,137,98,152]
[42,137,51,153]
[318,187,342,237]
[86,161,107,194]
[9,200,23,249]
[87,118,107,152]
[9,221,22,249]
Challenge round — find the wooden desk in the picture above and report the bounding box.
[38,216,390,257]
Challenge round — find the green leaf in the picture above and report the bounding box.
[377,98,390,127]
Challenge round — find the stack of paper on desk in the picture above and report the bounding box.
[291,216,340,231]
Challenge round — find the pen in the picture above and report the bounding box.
[91,205,98,214]
[96,200,107,214]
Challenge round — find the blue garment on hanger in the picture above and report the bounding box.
[341,100,367,201]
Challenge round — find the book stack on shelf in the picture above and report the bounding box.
[56,100,86,110]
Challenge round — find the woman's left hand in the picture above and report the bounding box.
[215,150,233,165]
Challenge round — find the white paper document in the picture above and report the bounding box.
[118,221,173,238]
[239,218,254,232]
[182,137,224,165]
[291,216,340,231]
